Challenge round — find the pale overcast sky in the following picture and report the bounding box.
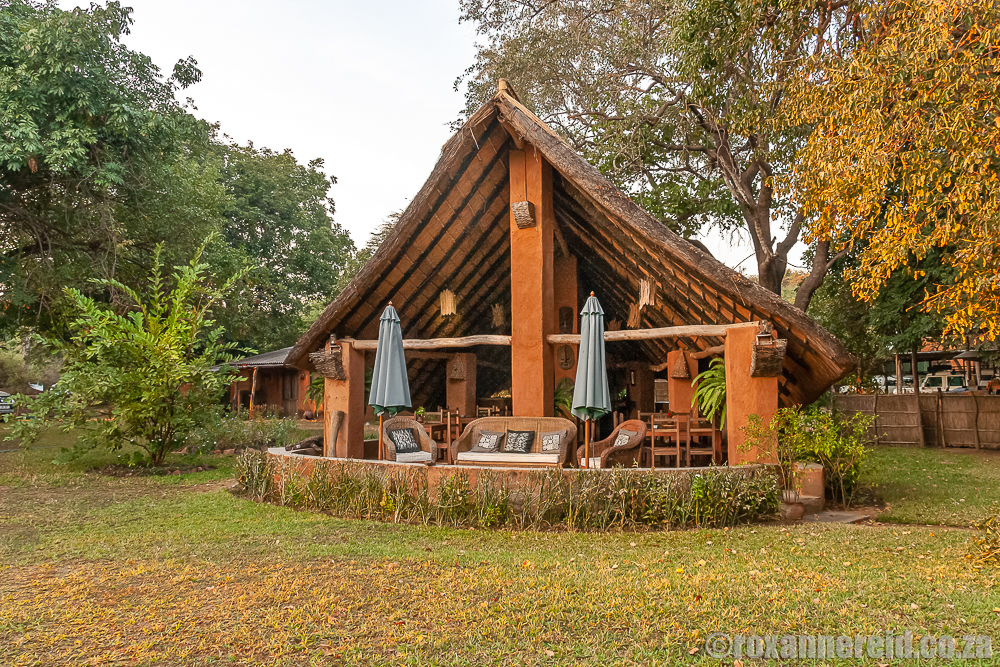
[60,0,799,271]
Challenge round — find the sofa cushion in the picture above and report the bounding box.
[470,429,504,453]
[539,430,567,452]
[456,452,559,465]
[613,429,638,447]
[580,456,602,468]
[396,450,432,463]
[503,430,535,453]
[387,428,421,454]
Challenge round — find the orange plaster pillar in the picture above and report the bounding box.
[666,350,698,415]
[509,146,555,417]
[324,340,365,458]
[552,253,578,388]
[725,324,778,464]
[446,353,477,416]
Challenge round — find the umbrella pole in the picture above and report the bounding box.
[378,414,384,461]
[584,420,591,468]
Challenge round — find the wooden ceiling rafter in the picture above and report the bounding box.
[344,141,512,338]
[397,193,512,339]
[554,186,732,334]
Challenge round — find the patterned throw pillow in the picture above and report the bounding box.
[470,430,504,453]
[613,429,637,447]
[539,430,567,452]
[503,430,535,453]
[387,428,420,454]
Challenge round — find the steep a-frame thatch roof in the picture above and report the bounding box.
[288,86,854,407]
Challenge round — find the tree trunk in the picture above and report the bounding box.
[794,240,833,312]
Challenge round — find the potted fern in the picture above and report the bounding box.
[692,357,726,427]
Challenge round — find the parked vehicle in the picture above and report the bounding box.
[920,372,967,392]
[0,392,15,416]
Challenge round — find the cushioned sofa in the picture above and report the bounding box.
[381,416,437,463]
[450,416,577,467]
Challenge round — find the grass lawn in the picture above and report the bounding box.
[867,446,1000,526]
[1,430,999,666]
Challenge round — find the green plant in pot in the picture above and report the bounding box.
[692,357,726,426]
[553,378,574,418]
[742,408,807,499]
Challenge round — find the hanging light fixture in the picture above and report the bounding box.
[440,289,456,317]
[639,277,656,308]
[491,302,506,328]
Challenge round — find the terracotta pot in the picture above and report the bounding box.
[780,502,805,521]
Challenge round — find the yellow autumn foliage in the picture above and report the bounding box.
[785,0,1000,338]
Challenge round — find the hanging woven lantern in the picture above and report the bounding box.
[440,289,456,317]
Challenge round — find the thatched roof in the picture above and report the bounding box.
[288,86,854,406]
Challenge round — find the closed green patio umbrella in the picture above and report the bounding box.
[572,292,611,468]
[368,303,411,460]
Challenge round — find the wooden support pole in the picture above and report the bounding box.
[895,354,903,395]
[341,335,511,350]
[337,324,733,352]
[583,420,591,468]
[509,144,555,417]
[873,393,880,446]
[973,393,981,450]
[378,414,384,461]
[248,367,259,420]
[548,324,730,345]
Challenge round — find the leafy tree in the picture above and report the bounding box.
[214,143,355,349]
[5,239,243,466]
[457,0,857,306]
[808,246,951,387]
[786,0,1000,338]
[0,0,218,331]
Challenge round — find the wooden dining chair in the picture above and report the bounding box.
[687,403,722,465]
[640,411,690,469]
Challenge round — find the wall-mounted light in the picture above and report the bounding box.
[440,289,456,317]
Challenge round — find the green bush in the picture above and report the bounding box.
[187,410,298,453]
[743,406,871,507]
[234,453,779,531]
[4,240,244,466]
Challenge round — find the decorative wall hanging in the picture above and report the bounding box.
[557,344,576,370]
[440,289,456,317]
[639,277,656,308]
[558,306,574,334]
[670,350,691,379]
[607,319,622,331]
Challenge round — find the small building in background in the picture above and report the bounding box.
[229,347,315,417]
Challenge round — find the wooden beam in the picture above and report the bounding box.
[548,324,731,345]
[340,335,511,350]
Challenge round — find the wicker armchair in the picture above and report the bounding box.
[576,419,647,469]
[381,416,437,463]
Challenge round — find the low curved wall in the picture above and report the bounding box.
[252,448,779,531]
